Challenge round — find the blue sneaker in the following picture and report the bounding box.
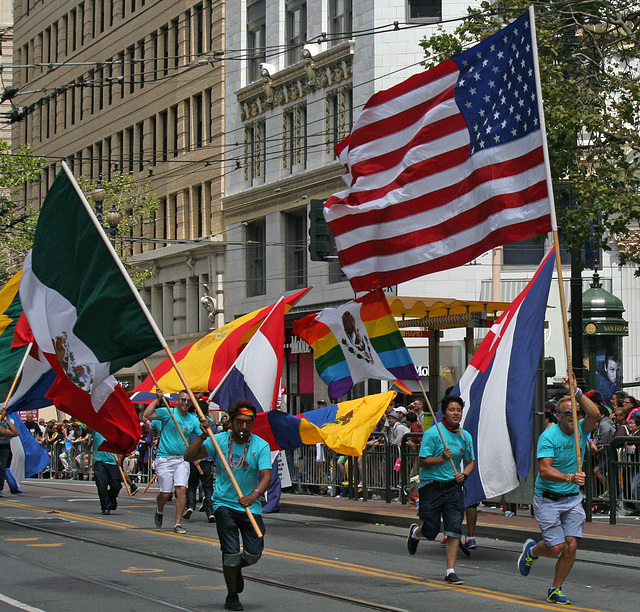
[547,587,571,605]
[517,539,537,576]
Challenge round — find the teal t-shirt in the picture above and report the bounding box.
[155,407,202,457]
[534,419,588,495]
[419,424,474,486]
[92,431,117,464]
[203,431,271,515]
[0,419,15,445]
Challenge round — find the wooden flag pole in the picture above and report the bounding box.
[143,473,157,495]
[418,380,457,472]
[143,360,204,475]
[161,346,263,538]
[113,454,132,495]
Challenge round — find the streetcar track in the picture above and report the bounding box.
[0,516,406,612]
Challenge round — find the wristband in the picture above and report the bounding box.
[566,473,573,484]
[254,488,261,496]
[575,388,583,398]
[462,473,468,481]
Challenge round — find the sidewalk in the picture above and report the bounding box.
[278,492,640,556]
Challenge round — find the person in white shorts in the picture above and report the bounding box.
[144,389,201,533]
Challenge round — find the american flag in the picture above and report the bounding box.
[325,11,553,293]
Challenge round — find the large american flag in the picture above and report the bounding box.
[325,11,553,293]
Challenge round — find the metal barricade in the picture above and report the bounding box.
[607,436,640,524]
[399,432,423,505]
[361,432,398,503]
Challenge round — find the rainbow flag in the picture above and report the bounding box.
[293,288,418,400]
[253,391,395,456]
[390,379,412,395]
[0,272,27,399]
[134,287,311,393]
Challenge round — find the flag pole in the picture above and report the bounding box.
[59,162,261,536]
[143,473,157,495]
[113,454,132,496]
[529,6,581,471]
[143,359,204,475]
[1,342,33,412]
[378,289,457,472]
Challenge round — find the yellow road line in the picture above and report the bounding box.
[0,499,609,611]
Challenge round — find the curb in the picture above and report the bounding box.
[279,501,640,557]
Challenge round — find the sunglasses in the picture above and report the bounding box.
[557,410,574,416]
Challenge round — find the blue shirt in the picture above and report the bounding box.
[203,431,271,515]
[0,419,15,445]
[535,419,588,495]
[155,407,202,457]
[419,424,474,486]
[92,432,117,464]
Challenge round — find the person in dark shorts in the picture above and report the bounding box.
[406,395,475,585]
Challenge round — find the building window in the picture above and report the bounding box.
[247,0,266,83]
[286,0,306,65]
[326,87,353,151]
[285,210,307,290]
[194,93,203,148]
[329,0,352,41]
[407,0,442,21]
[283,105,307,171]
[503,239,545,266]
[246,219,266,297]
[244,121,265,185]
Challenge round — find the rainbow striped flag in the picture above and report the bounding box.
[293,288,418,400]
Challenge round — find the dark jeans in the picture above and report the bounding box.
[94,461,122,512]
[418,481,465,540]
[186,460,215,516]
[214,505,266,566]
[0,444,12,491]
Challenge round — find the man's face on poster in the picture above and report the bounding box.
[605,358,619,384]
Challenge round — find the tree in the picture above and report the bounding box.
[419,0,640,267]
[0,140,45,284]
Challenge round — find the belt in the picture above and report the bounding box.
[542,489,580,501]
[159,455,184,460]
[428,479,459,490]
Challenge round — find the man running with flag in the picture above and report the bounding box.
[406,395,475,585]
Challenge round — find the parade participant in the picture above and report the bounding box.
[518,376,599,605]
[0,410,20,496]
[406,395,475,585]
[90,429,123,514]
[185,399,271,611]
[143,388,202,534]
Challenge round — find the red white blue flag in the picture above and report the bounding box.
[326,10,553,292]
[454,248,555,505]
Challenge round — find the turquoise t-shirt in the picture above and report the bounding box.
[0,419,15,445]
[92,431,117,464]
[155,407,202,457]
[534,419,588,495]
[419,424,474,486]
[203,431,271,515]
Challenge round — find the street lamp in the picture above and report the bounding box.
[92,178,119,247]
[92,178,106,225]
[106,203,121,247]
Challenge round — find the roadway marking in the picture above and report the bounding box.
[121,567,164,574]
[185,586,226,590]
[26,543,63,547]
[0,593,46,611]
[2,499,609,611]
[5,538,39,541]
[150,576,196,581]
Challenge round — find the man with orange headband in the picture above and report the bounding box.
[185,399,271,611]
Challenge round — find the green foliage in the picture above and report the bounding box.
[0,141,45,284]
[419,0,640,268]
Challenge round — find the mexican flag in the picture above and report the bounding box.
[19,164,164,453]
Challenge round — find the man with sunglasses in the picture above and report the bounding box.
[144,389,202,534]
[517,376,599,605]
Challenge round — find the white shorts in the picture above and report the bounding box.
[156,457,190,492]
[533,492,585,547]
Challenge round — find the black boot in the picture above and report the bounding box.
[222,566,243,610]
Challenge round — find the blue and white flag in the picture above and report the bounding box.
[210,300,285,413]
[454,248,555,505]
[7,415,50,492]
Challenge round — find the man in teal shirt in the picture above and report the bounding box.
[406,395,474,585]
[185,399,271,612]
[91,429,122,515]
[144,389,202,534]
[517,377,599,605]
[0,410,19,497]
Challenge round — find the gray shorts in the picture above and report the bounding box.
[533,492,585,547]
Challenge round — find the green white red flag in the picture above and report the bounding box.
[19,164,164,453]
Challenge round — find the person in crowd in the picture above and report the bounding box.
[406,411,423,447]
[23,413,41,439]
[0,410,20,497]
[386,411,410,446]
[395,406,408,426]
[544,401,558,429]
[517,377,599,605]
[464,503,479,549]
[185,399,271,611]
[406,395,475,585]
[411,398,428,428]
[623,396,640,422]
[626,414,640,516]
[612,407,630,439]
[74,427,93,479]
[90,429,123,515]
[590,401,616,490]
[143,388,202,534]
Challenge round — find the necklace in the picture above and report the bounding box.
[227,436,250,469]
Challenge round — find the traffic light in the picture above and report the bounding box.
[308,199,334,261]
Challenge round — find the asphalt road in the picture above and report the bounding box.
[1,480,638,612]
